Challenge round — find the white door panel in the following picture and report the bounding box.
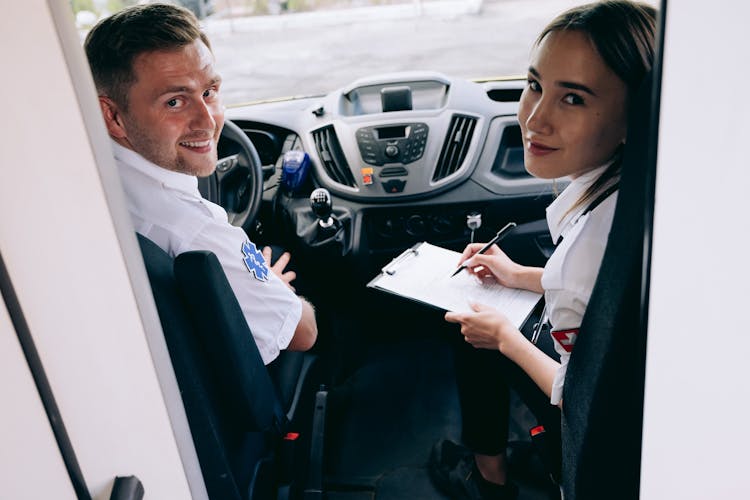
[0,302,77,500]
[641,2,750,498]
[0,1,200,498]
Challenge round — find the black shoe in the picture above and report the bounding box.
[428,440,519,500]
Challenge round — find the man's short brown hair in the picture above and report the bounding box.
[84,3,211,109]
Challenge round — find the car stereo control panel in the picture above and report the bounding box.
[355,123,428,166]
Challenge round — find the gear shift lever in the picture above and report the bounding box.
[310,188,335,228]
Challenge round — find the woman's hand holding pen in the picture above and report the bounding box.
[458,243,523,288]
[445,303,524,352]
[458,243,545,294]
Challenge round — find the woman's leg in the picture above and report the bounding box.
[454,336,511,456]
[495,329,562,479]
[431,312,561,498]
[455,315,562,482]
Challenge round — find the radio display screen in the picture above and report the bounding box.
[376,125,408,140]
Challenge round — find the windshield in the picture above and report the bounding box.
[74,0,598,105]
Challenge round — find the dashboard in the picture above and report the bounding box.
[223,72,558,276]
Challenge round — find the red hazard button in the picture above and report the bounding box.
[382,179,406,193]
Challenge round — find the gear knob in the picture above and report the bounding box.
[310,187,334,228]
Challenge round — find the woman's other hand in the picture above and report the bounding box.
[445,303,524,352]
[446,303,559,400]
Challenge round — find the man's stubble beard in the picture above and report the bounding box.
[126,117,217,177]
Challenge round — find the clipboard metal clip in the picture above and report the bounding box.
[382,244,420,275]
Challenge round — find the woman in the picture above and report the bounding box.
[429,2,656,499]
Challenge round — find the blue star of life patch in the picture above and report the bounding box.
[241,240,269,282]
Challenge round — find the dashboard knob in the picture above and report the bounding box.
[405,214,426,237]
[385,145,399,157]
[431,215,454,234]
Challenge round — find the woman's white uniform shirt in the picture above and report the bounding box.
[112,140,302,365]
[541,164,618,405]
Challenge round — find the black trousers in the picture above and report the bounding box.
[452,314,561,458]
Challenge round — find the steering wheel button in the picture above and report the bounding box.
[216,158,233,172]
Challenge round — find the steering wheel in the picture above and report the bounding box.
[199,119,264,233]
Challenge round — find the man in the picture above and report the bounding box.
[85,3,317,364]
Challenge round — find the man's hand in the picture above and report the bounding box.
[260,246,318,352]
[262,246,296,291]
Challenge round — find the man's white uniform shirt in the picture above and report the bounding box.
[542,165,617,405]
[112,140,301,364]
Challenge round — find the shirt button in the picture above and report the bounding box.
[277,335,289,348]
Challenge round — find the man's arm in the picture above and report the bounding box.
[287,298,317,351]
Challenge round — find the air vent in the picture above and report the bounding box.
[486,88,522,102]
[311,126,356,187]
[491,124,528,178]
[433,115,477,182]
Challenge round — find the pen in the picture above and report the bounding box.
[450,221,517,278]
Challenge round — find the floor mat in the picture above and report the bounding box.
[325,337,461,485]
[322,335,558,499]
[374,466,449,499]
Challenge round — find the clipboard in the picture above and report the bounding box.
[367,242,542,328]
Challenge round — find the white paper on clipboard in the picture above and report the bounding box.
[367,242,542,327]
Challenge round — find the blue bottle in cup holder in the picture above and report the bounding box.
[281,150,311,192]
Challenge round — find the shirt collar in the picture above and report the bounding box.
[546,163,612,243]
[110,138,199,195]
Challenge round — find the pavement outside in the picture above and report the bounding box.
[203,0,588,104]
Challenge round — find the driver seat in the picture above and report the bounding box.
[137,233,320,499]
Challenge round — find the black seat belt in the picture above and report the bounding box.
[581,182,620,217]
[556,182,620,246]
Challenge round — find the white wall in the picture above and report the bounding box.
[0,302,77,500]
[641,2,750,498]
[0,1,197,498]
